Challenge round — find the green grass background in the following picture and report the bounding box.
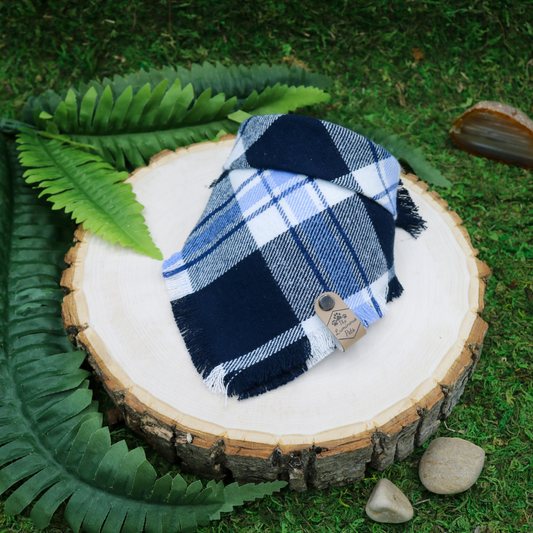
[1,1,532,532]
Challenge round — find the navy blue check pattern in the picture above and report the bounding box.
[163,114,421,399]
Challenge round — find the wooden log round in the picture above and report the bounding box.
[61,136,490,491]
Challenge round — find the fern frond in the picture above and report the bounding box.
[0,135,287,532]
[23,61,332,124]
[243,83,330,115]
[342,122,452,187]
[0,118,36,135]
[16,128,162,260]
[54,84,234,170]
[32,81,329,171]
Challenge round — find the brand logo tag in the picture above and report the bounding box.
[314,292,366,352]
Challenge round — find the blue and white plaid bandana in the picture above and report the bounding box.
[163,115,425,399]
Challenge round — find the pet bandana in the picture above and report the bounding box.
[163,114,425,399]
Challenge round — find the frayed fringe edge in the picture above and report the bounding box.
[387,275,404,303]
[203,364,228,395]
[227,339,311,400]
[396,180,427,238]
[203,326,337,399]
[171,294,220,379]
[305,325,337,369]
[174,293,321,400]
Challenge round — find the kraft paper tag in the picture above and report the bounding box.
[314,292,366,352]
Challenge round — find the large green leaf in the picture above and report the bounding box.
[243,83,330,115]
[13,64,330,262]
[16,128,163,260]
[30,81,329,172]
[0,134,287,532]
[37,82,236,171]
[0,118,35,135]
[23,61,332,124]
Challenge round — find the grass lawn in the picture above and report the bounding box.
[1,1,532,532]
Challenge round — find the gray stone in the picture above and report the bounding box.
[419,437,485,494]
[365,478,414,524]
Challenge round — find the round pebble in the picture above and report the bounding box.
[365,478,414,524]
[419,437,485,494]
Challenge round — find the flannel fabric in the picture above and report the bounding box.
[162,114,425,399]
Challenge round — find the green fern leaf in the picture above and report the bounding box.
[35,81,328,171]
[23,63,331,171]
[23,61,332,124]
[31,479,77,529]
[243,83,330,115]
[16,128,163,260]
[0,118,35,135]
[37,84,234,170]
[342,122,452,187]
[4,466,61,516]
[0,133,287,532]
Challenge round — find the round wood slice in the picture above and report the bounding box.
[61,137,490,491]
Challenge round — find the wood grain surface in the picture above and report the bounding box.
[62,137,489,490]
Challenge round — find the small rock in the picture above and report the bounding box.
[419,437,485,494]
[365,479,414,523]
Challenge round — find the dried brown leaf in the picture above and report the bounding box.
[411,47,425,62]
